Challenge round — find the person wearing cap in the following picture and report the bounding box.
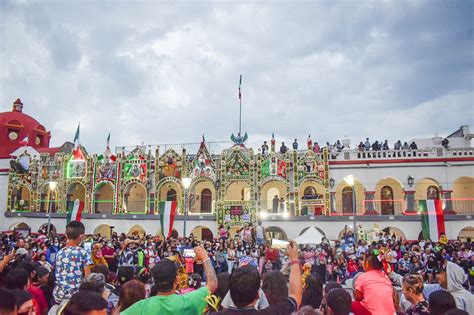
[80,273,119,314]
[121,245,217,315]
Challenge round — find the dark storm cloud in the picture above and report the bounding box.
[0,0,472,153]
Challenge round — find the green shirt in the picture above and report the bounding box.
[121,287,209,315]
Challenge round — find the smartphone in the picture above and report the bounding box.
[271,239,289,250]
[183,248,196,258]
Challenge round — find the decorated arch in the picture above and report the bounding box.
[190,225,214,241]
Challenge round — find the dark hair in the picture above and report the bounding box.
[117,266,135,285]
[137,267,153,285]
[118,279,145,312]
[215,272,230,306]
[262,271,288,306]
[14,289,33,309]
[229,265,260,308]
[5,268,29,290]
[35,266,50,280]
[0,288,16,312]
[302,274,323,309]
[428,290,457,315]
[92,263,110,281]
[364,249,383,270]
[16,261,35,277]
[327,288,351,315]
[63,290,107,315]
[66,221,85,240]
[151,259,177,293]
[324,281,342,295]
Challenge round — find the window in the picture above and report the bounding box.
[380,186,394,215]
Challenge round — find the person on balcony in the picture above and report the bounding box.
[409,142,418,150]
[272,195,279,213]
[394,140,402,150]
[358,142,365,151]
[279,142,288,154]
[442,138,450,148]
[261,141,269,155]
[292,139,298,150]
[364,138,371,151]
[313,142,320,153]
[402,141,409,150]
[383,140,389,150]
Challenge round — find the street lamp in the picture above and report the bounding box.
[182,177,192,238]
[343,175,357,244]
[407,176,414,187]
[46,181,58,237]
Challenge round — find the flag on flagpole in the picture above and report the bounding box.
[67,199,84,224]
[73,123,80,151]
[158,201,178,239]
[106,133,110,149]
[239,74,242,99]
[419,199,445,241]
[20,136,29,146]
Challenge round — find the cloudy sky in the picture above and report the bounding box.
[1,0,472,154]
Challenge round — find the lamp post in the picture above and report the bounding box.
[182,177,192,238]
[46,181,58,237]
[344,175,357,244]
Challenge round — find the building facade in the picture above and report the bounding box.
[1,100,474,241]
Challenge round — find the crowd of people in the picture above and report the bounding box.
[0,221,473,315]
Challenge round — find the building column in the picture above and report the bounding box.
[330,192,336,214]
[149,193,155,214]
[441,190,456,214]
[364,191,377,215]
[403,191,416,214]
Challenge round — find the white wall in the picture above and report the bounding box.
[0,159,9,232]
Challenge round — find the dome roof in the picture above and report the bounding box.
[0,98,51,157]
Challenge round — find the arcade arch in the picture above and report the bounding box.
[39,223,57,235]
[225,182,250,201]
[66,182,86,213]
[415,178,441,200]
[123,182,147,213]
[382,227,406,240]
[94,182,114,214]
[374,178,404,215]
[8,222,30,230]
[261,180,286,213]
[127,224,145,238]
[335,178,364,214]
[94,224,112,239]
[39,184,58,213]
[458,226,474,242]
[158,181,183,212]
[10,184,31,211]
[452,177,474,213]
[265,226,287,241]
[189,180,215,214]
[190,226,214,241]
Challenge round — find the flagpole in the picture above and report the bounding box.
[239,74,242,136]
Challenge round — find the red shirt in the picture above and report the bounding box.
[265,248,279,262]
[102,247,115,264]
[29,285,48,314]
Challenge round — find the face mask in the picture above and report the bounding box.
[107,243,112,247]
[54,243,59,247]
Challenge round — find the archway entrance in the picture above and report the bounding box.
[94,183,114,213]
[299,180,325,215]
[39,184,58,213]
[265,226,287,241]
[226,182,250,201]
[261,180,287,213]
[415,178,440,201]
[452,177,474,213]
[190,226,214,241]
[189,180,215,214]
[458,226,474,242]
[127,224,145,238]
[124,182,147,213]
[94,224,112,239]
[374,178,404,215]
[382,227,406,240]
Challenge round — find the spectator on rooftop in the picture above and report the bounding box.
[394,140,402,150]
[409,142,418,150]
[402,142,409,150]
[293,139,298,150]
[364,138,371,151]
[383,140,389,150]
[358,142,365,151]
[280,142,288,154]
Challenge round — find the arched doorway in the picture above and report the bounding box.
[167,188,177,201]
[452,177,474,213]
[226,182,250,201]
[190,226,214,241]
[94,224,112,239]
[382,227,406,240]
[458,226,474,242]
[66,183,86,213]
[94,182,114,213]
[10,185,31,211]
[342,187,354,214]
[380,186,394,215]
[39,184,58,213]
[127,224,145,238]
[158,181,183,213]
[123,182,147,213]
[261,180,287,213]
[265,226,287,241]
[299,180,326,215]
[427,186,439,199]
[39,223,57,235]
[200,189,212,213]
[415,178,440,201]
[8,222,30,230]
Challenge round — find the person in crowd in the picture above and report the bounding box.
[398,252,411,276]
[402,274,429,315]
[63,290,108,315]
[0,287,17,315]
[293,139,298,150]
[116,279,146,313]
[428,290,457,315]
[79,272,119,314]
[301,274,323,310]
[121,246,217,314]
[353,249,395,314]
[53,221,93,304]
[38,253,53,272]
[210,240,302,314]
[16,261,48,315]
[261,270,288,306]
[326,288,352,315]
[46,239,60,265]
[102,240,117,273]
[92,243,108,267]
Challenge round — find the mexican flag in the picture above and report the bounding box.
[158,201,178,239]
[67,199,84,224]
[419,199,445,242]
